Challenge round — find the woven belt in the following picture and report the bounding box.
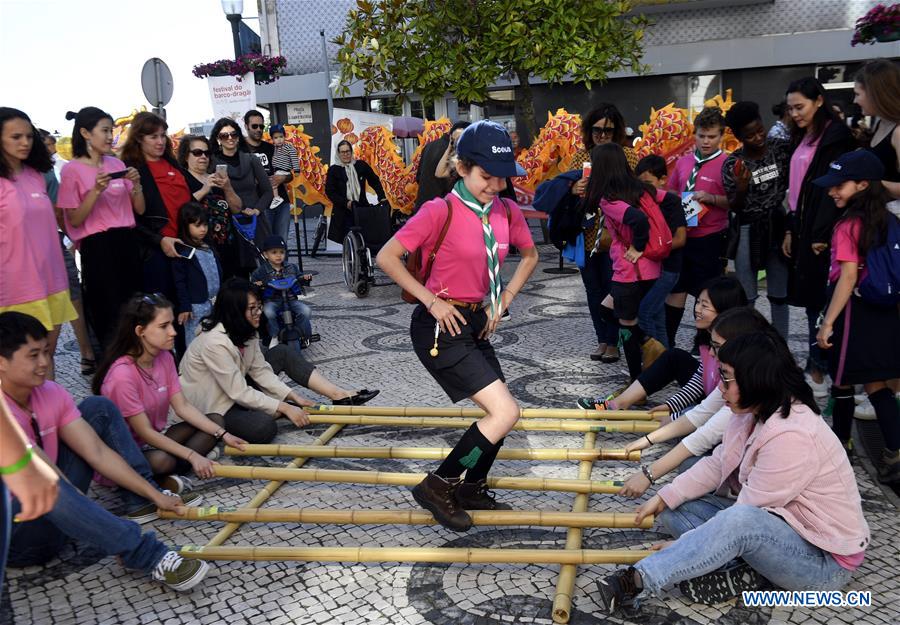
[442,298,484,312]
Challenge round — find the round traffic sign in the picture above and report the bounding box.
[141,58,174,107]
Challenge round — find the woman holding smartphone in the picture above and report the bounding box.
[58,107,145,350]
[177,135,253,280]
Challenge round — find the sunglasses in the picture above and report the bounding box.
[591,126,617,136]
[718,367,736,389]
[218,131,239,140]
[249,124,265,130]
[190,149,210,157]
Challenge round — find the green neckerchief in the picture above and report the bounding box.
[685,148,723,192]
[451,180,502,317]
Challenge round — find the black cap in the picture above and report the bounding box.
[455,120,526,178]
[812,150,885,188]
[262,235,287,251]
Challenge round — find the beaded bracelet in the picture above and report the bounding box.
[0,445,34,475]
[641,464,656,485]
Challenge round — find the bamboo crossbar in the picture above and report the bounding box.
[302,414,658,433]
[212,465,625,494]
[225,444,641,462]
[204,423,345,548]
[310,404,655,420]
[180,545,653,565]
[160,507,652,529]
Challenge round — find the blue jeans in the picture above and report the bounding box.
[264,298,312,338]
[185,300,213,347]
[635,499,851,597]
[638,270,679,348]
[265,200,292,247]
[579,251,618,345]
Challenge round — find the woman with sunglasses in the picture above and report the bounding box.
[177,135,253,280]
[568,104,638,364]
[208,119,272,233]
[596,331,869,612]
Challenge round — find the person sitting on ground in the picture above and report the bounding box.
[178,278,378,444]
[94,293,248,488]
[251,235,313,344]
[0,311,210,591]
[596,331,869,612]
[617,307,772,498]
[578,276,747,422]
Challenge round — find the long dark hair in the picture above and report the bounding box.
[0,108,53,179]
[200,278,259,347]
[696,276,749,346]
[581,103,628,150]
[837,178,892,259]
[855,59,900,124]
[717,331,819,422]
[92,293,173,395]
[785,77,838,147]
[66,107,113,159]
[583,143,654,212]
[209,118,249,155]
[120,112,176,167]
[709,306,770,343]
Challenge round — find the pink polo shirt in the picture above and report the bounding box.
[668,152,729,238]
[395,194,534,303]
[829,218,865,284]
[0,167,69,307]
[57,156,135,243]
[101,351,181,447]
[5,383,81,464]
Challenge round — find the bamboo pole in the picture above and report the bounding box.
[224,444,641,462]
[309,404,655,421]
[161,506,653,529]
[204,423,344,548]
[180,545,653,565]
[300,414,657,433]
[212,465,626,494]
[553,431,596,624]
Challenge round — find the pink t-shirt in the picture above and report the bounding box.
[667,152,728,238]
[600,193,662,283]
[699,345,720,396]
[101,351,181,447]
[5,382,81,464]
[829,218,865,284]
[0,167,69,307]
[394,194,535,302]
[57,156,135,243]
[788,132,822,212]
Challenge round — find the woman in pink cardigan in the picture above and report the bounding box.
[596,330,869,612]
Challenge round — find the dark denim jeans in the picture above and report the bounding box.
[638,269,680,348]
[265,200,292,247]
[578,251,618,345]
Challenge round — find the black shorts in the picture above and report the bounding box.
[674,229,728,296]
[825,291,900,385]
[410,304,504,403]
[610,280,654,321]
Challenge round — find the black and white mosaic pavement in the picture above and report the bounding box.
[2,230,897,625]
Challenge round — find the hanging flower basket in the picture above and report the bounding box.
[852,3,900,46]
[192,54,287,84]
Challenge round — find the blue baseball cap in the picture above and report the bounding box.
[812,150,885,188]
[262,235,287,251]
[455,120,526,178]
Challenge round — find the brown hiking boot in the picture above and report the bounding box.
[641,337,666,371]
[411,473,472,531]
[455,480,512,510]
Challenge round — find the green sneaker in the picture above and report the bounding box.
[151,551,210,592]
[124,492,204,525]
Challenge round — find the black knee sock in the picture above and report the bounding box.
[599,305,616,330]
[664,304,684,348]
[620,323,645,381]
[435,422,492,479]
[869,388,900,452]
[465,437,504,483]
[830,386,854,444]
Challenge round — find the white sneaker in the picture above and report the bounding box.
[158,475,194,495]
[854,397,877,421]
[151,551,210,592]
[805,374,829,400]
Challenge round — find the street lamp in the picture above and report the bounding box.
[221,0,244,59]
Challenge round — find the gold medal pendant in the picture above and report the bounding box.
[482,214,489,225]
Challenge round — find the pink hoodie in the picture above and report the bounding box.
[659,403,870,557]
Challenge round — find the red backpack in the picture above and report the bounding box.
[637,189,673,262]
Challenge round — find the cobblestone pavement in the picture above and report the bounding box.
[2,231,898,625]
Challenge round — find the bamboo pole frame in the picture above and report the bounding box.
[309,404,656,421]
[224,444,641,462]
[553,432,595,624]
[213,465,625,494]
[160,507,653,529]
[180,545,653,565]
[204,423,345,548]
[301,414,658,433]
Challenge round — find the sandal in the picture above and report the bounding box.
[81,357,97,376]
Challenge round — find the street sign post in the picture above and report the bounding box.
[141,58,174,119]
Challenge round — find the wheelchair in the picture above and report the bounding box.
[341,200,395,298]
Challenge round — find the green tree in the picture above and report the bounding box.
[333,0,649,140]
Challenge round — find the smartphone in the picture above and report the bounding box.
[174,242,196,259]
[107,170,128,180]
[215,164,228,177]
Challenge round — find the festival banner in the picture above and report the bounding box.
[208,73,257,122]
